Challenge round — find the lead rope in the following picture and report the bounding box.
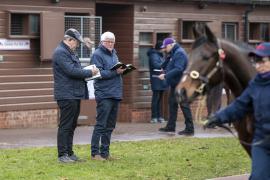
[215,123,270,147]
[195,95,207,124]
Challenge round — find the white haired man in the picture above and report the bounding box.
[90,31,125,160]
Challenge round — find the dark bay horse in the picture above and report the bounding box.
[176,24,256,157]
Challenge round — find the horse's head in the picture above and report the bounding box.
[176,24,224,103]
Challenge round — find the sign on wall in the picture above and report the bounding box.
[0,39,30,50]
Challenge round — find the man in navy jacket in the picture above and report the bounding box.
[90,31,125,160]
[53,28,99,163]
[158,38,194,135]
[147,42,168,123]
[205,42,270,180]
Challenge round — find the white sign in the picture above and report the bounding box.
[0,39,30,50]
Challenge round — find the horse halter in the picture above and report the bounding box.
[185,39,226,95]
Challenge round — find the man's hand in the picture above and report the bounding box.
[203,115,221,129]
[116,67,126,74]
[158,74,165,80]
[91,66,99,76]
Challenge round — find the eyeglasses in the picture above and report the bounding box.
[251,56,270,67]
[103,41,115,44]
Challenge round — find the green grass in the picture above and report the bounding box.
[0,137,250,180]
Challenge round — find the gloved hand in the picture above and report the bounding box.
[203,115,222,129]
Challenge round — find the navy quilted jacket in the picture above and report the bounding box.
[147,48,168,91]
[52,42,92,100]
[216,74,270,141]
[90,45,123,102]
[162,43,188,88]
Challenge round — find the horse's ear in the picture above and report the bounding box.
[193,22,204,39]
[204,24,217,45]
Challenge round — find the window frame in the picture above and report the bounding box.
[8,10,41,39]
[138,31,172,70]
[178,19,211,43]
[249,22,270,43]
[222,22,238,41]
[138,32,153,70]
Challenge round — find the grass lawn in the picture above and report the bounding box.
[0,137,250,180]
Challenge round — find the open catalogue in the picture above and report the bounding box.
[110,62,136,75]
[83,64,101,81]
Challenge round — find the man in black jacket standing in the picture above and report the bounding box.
[52,28,99,163]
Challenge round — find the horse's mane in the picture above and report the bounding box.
[192,36,208,49]
[192,36,255,55]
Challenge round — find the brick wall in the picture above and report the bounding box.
[0,109,58,128]
[118,103,132,123]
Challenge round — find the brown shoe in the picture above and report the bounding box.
[105,155,119,161]
[91,155,106,161]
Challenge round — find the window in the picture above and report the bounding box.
[249,22,270,42]
[182,21,195,39]
[222,23,238,41]
[261,23,270,41]
[157,33,171,43]
[65,15,101,62]
[9,13,40,38]
[138,32,171,69]
[139,32,153,68]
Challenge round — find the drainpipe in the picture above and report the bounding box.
[243,4,255,42]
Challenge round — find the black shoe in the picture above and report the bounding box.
[159,127,175,133]
[69,154,79,161]
[58,154,75,163]
[178,129,194,136]
[69,154,85,162]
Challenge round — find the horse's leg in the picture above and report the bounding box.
[233,115,254,157]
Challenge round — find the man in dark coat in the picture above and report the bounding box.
[90,31,125,161]
[53,28,99,163]
[158,38,194,135]
[147,42,168,123]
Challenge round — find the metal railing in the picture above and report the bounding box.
[64,15,102,63]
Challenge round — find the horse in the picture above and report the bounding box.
[176,24,256,157]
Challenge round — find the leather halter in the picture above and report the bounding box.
[185,39,225,94]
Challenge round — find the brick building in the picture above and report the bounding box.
[0,0,270,128]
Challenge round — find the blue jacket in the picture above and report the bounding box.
[162,43,188,88]
[52,41,92,100]
[147,48,168,91]
[216,74,270,142]
[90,45,123,102]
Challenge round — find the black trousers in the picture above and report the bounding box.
[166,87,193,131]
[151,90,164,119]
[57,99,81,157]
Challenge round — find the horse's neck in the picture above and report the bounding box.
[221,41,256,97]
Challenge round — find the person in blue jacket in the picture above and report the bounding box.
[158,38,194,135]
[53,28,99,163]
[205,42,270,180]
[147,42,168,123]
[90,31,126,161]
